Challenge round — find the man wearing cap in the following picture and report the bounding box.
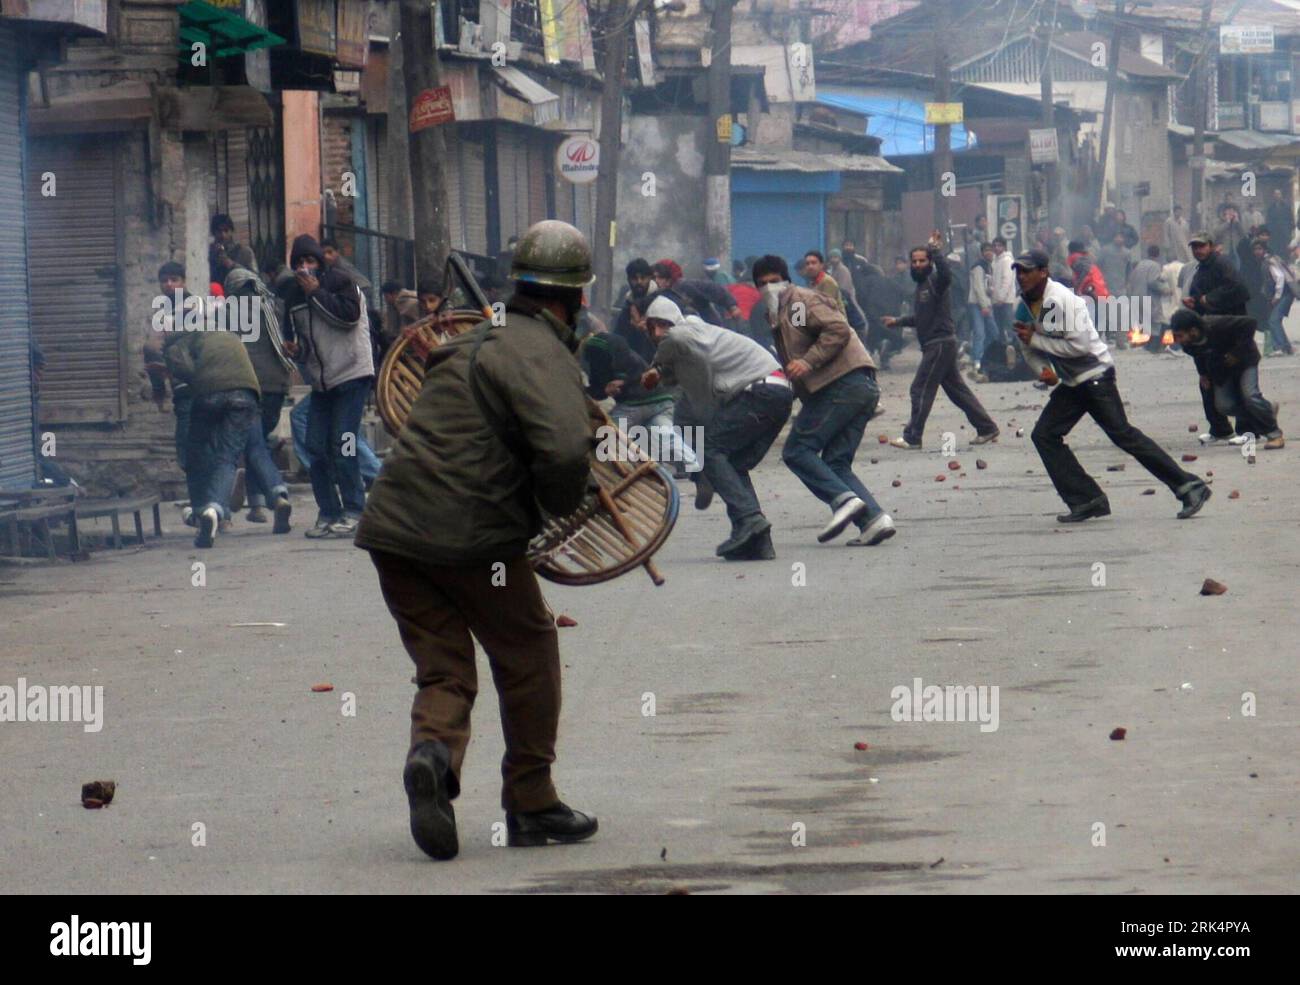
[703,257,734,285]
[1182,231,1252,444]
[356,220,599,860]
[883,233,1000,449]
[640,294,793,560]
[1011,249,1212,522]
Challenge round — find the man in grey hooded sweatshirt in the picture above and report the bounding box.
[639,295,793,560]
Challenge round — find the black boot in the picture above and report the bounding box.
[1056,495,1111,524]
[506,801,598,847]
[1176,481,1211,519]
[403,740,458,860]
[715,514,771,556]
[723,528,775,561]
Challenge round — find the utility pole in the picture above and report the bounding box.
[1188,0,1214,230]
[704,0,735,271]
[1038,1,1059,229]
[932,0,952,239]
[1094,0,1124,215]
[593,1,639,317]
[399,0,453,287]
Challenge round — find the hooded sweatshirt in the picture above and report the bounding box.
[647,296,778,423]
[284,234,373,392]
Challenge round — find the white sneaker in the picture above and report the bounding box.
[195,507,219,549]
[889,436,921,450]
[818,497,870,543]
[848,512,896,546]
[1198,433,1229,445]
[1227,434,1250,446]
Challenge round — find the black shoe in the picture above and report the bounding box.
[403,740,458,860]
[272,495,293,534]
[1176,482,1211,519]
[694,476,715,510]
[723,528,775,561]
[1056,496,1111,523]
[716,515,771,556]
[506,801,598,847]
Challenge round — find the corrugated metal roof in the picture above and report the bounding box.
[1214,130,1300,151]
[730,147,904,174]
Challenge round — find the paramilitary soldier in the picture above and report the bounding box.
[355,220,599,859]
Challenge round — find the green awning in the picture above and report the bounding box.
[178,1,286,59]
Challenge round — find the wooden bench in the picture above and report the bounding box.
[0,488,80,560]
[76,493,163,549]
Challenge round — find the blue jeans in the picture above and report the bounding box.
[305,377,372,521]
[1213,364,1281,439]
[701,383,793,529]
[174,392,192,473]
[186,389,259,521]
[782,369,883,523]
[1266,300,1294,355]
[247,391,286,507]
[991,303,1013,345]
[291,393,381,483]
[614,400,699,471]
[967,305,994,365]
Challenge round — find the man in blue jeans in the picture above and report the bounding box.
[640,295,792,560]
[752,254,896,547]
[290,393,382,485]
[282,234,375,538]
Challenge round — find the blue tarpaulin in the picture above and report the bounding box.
[816,87,976,156]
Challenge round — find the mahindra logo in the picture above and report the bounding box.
[566,141,596,164]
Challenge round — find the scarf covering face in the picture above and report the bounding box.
[224,265,296,375]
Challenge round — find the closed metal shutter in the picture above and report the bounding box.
[25,137,125,424]
[496,127,520,244]
[444,133,463,251]
[527,134,548,225]
[731,191,825,279]
[0,24,36,490]
[460,136,488,255]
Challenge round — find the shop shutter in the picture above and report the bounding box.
[460,136,488,255]
[527,133,548,224]
[444,133,463,251]
[24,136,125,424]
[496,127,523,245]
[0,25,36,490]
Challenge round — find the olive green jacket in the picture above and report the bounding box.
[162,329,260,401]
[355,297,593,565]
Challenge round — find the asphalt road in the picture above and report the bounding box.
[2,346,1297,894]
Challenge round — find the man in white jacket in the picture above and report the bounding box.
[1010,249,1211,523]
[989,237,1017,346]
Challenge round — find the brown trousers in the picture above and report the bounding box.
[369,551,561,813]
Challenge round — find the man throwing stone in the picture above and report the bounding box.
[1011,249,1212,522]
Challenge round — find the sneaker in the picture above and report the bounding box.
[970,429,1000,445]
[693,476,715,510]
[1264,434,1285,450]
[272,495,293,534]
[1177,482,1211,519]
[1198,433,1233,445]
[818,496,870,543]
[1227,435,1250,446]
[195,506,219,548]
[847,512,896,546]
[1005,344,1017,368]
[404,740,458,860]
[181,505,196,528]
[304,518,338,539]
[889,437,921,450]
[246,506,269,523]
[329,516,359,536]
[1056,496,1111,524]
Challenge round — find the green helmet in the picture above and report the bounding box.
[509,220,596,288]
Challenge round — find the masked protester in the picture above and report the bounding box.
[753,255,896,547]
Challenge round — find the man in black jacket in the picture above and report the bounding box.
[884,233,999,449]
[1170,309,1284,450]
[1182,232,1252,444]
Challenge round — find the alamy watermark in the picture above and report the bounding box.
[890,676,999,733]
[151,290,262,343]
[595,424,703,472]
[0,677,103,733]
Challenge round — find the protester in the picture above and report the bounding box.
[989,237,1017,345]
[884,232,1000,450]
[281,234,374,538]
[966,242,996,377]
[1256,239,1296,357]
[380,280,422,346]
[641,295,792,560]
[650,258,740,326]
[1170,309,1284,451]
[1182,231,1253,444]
[753,255,895,547]
[613,258,657,363]
[208,213,256,286]
[1010,249,1211,523]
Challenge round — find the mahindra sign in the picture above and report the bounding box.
[557,135,599,184]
